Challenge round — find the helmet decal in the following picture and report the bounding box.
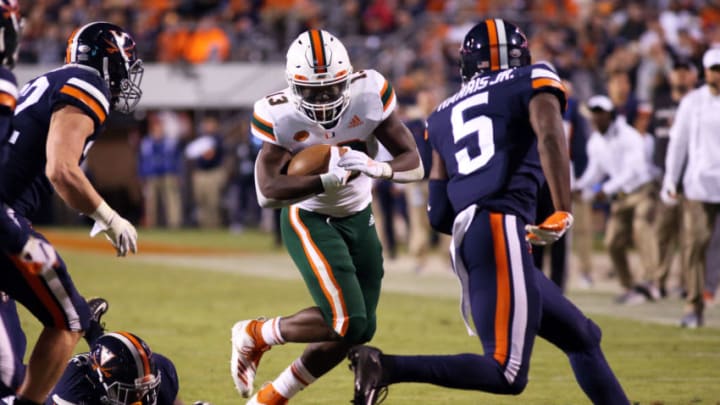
[104,30,135,63]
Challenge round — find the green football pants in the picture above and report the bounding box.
[281,204,384,343]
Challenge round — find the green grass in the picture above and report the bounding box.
[17,229,720,405]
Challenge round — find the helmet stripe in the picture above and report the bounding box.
[66,22,100,64]
[494,19,509,69]
[485,19,500,71]
[308,29,327,73]
[111,332,152,378]
[65,27,81,64]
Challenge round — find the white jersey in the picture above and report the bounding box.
[251,69,397,217]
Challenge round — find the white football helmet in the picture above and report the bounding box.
[286,29,352,126]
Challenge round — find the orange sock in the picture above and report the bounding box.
[250,319,268,347]
[256,383,288,405]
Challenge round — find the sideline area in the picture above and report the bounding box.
[43,227,718,329]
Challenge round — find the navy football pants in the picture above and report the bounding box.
[0,214,90,332]
[384,211,628,404]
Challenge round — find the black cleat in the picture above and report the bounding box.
[85,297,110,346]
[348,346,388,405]
[88,297,109,327]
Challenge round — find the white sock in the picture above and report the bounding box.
[261,317,285,346]
[273,358,316,399]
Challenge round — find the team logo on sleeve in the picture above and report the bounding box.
[347,115,363,128]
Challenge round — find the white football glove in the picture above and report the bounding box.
[319,146,350,192]
[89,201,138,256]
[18,236,59,275]
[525,211,574,246]
[337,149,392,180]
[660,183,678,206]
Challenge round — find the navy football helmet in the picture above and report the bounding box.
[0,0,22,68]
[459,19,531,82]
[90,332,161,405]
[65,21,143,113]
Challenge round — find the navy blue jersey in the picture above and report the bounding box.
[427,63,566,223]
[47,352,179,405]
[0,64,110,217]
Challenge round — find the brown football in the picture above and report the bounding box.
[287,144,332,176]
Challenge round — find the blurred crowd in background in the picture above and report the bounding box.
[20,0,720,98]
[18,0,720,305]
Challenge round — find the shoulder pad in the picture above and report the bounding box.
[528,63,567,112]
[0,67,17,111]
[55,66,111,125]
[350,69,396,119]
[529,63,564,92]
[250,98,278,145]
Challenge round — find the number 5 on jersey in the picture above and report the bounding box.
[451,91,494,175]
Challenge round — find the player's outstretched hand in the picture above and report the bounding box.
[338,149,392,180]
[19,236,59,275]
[525,211,574,246]
[319,146,350,192]
[89,201,138,256]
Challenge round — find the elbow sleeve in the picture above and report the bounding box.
[428,179,454,235]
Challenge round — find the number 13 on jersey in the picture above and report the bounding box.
[451,91,494,175]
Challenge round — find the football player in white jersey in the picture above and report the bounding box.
[230,29,423,404]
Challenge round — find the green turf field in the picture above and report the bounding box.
[17,228,720,405]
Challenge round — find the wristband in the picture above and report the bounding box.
[89,200,116,224]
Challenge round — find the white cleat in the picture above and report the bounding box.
[231,319,270,398]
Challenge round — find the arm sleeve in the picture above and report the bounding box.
[428,179,454,235]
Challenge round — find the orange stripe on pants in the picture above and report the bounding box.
[490,213,510,365]
[9,255,66,328]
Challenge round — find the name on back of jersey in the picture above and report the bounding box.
[436,69,515,112]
